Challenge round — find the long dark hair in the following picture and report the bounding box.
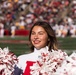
[29,21,58,52]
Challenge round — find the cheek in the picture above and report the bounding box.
[41,36,48,43]
[30,34,34,40]
[41,34,48,40]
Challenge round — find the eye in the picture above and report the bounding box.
[31,32,35,35]
[39,32,44,35]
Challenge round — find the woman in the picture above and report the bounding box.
[14,21,66,75]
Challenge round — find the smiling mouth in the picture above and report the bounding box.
[33,40,40,44]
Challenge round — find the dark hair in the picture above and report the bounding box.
[29,21,58,52]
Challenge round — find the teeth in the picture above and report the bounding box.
[34,41,39,42]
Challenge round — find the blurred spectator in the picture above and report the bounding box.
[69,24,76,37]
[11,22,16,37]
[0,20,4,37]
[0,0,75,37]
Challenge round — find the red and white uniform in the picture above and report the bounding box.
[14,46,48,75]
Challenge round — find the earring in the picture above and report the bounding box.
[48,39,50,41]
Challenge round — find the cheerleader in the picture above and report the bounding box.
[14,21,59,75]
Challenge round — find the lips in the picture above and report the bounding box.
[33,40,40,44]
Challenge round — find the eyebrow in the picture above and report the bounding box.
[32,31,45,33]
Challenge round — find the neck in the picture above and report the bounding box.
[34,46,48,51]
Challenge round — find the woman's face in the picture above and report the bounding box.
[30,26,48,50]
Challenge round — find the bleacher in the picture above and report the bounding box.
[4,29,29,36]
[0,0,76,37]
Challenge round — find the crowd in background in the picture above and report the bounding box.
[0,0,76,37]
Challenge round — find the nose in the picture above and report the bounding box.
[34,34,38,39]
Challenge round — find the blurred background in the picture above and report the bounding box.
[0,0,76,56]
